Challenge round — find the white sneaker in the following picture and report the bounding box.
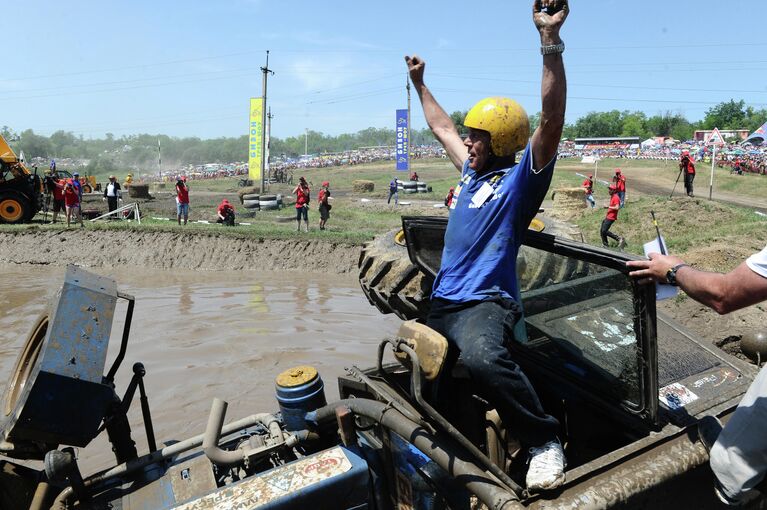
[526,440,566,491]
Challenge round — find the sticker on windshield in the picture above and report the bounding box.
[659,382,698,410]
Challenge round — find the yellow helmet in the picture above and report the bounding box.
[463,97,530,157]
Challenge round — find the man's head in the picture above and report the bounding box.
[463,96,530,171]
[109,175,116,181]
[73,172,80,177]
[608,184,617,194]
[449,186,455,191]
[588,174,593,179]
[322,180,329,187]
[614,168,621,175]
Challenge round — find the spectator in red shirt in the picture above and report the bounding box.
[600,185,625,249]
[293,176,310,232]
[444,187,455,207]
[612,168,626,207]
[317,180,331,231]
[680,153,695,197]
[582,174,595,208]
[410,171,419,182]
[216,199,235,226]
[63,181,83,228]
[49,176,66,224]
[175,176,190,225]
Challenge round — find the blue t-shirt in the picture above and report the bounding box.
[433,143,555,304]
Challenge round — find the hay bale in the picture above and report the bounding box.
[548,187,587,221]
[353,180,375,193]
[237,186,260,201]
[128,184,151,199]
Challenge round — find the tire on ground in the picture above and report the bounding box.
[242,193,260,202]
[243,200,260,209]
[358,216,587,321]
[260,199,279,210]
[260,194,277,201]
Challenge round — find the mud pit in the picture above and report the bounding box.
[0,267,401,473]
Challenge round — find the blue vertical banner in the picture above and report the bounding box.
[396,109,409,171]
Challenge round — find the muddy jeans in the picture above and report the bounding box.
[710,365,767,500]
[426,297,560,447]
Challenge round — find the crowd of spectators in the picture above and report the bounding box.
[557,140,767,175]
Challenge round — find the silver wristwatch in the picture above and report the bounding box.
[541,42,565,55]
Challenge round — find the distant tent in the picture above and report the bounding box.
[641,138,657,148]
[745,122,767,145]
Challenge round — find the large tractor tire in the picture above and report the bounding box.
[0,192,31,224]
[359,217,585,321]
[358,229,432,321]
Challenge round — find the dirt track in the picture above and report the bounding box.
[0,230,361,274]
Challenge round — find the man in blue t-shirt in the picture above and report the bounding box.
[387,177,399,205]
[405,0,569,492]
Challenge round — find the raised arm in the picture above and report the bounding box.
[530,0,569,168]
[405,55,468,172]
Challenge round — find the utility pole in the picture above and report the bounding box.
[406,73,411,173]
[260,50,274,194]
[266,108,273,189]
[157,138,162,181]
[304,128,308,158]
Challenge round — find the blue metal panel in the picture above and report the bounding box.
[42,266,117,382]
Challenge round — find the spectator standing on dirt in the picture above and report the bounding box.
[627,246,767,507]
[49,176,66,224]
[317,181,331,231]
[63,181,83,228]
[293,176,310,232]
[406,0,569,492]
[444,186,455,207]
[680,152,695,197]
[216,199,235,226]
[601,185,625,249]
[70,172,83,201]
[388,177,399,205]
[175,176,190,225]
[582,174,595,208]
[612,168,626,207]
[103,175,122,214]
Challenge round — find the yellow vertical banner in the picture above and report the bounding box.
[248,98,263,181]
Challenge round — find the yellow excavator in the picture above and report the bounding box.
[0,134,44,223]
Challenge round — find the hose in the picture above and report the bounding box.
[306,398,522,510]
[203,398,246,467]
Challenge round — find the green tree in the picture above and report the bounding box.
[570,110,623,137]
[450,110,468,135]
[620,112,648,138]
[702,99,747,130]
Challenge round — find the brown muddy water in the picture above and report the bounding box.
[0,267,401,473]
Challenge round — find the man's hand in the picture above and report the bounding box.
[533,0,569,42]
[626,252,686,285]
[404,55,425,85]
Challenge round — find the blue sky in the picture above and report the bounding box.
[3,0,766,140]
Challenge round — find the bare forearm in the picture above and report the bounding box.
[534,52,566,165]
[415,84,459,138]
[676,267,733,314]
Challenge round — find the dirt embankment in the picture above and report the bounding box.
[0,231,362,274]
